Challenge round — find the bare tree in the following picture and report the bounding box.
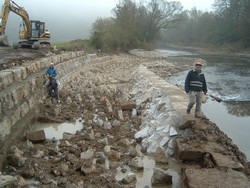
[91,0,184,51]
[144,0,182,42]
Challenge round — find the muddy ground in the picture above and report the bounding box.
[0,47,250,187]
[0,47,54,71]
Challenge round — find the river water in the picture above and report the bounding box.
[156,48,250,161]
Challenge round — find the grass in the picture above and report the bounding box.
[51,39,96,53]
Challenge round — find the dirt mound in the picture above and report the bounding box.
[0,48,54,71]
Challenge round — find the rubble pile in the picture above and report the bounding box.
[1,53,182,187]
[1,50,249,187]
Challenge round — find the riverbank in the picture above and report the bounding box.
[163,44,250,58]
[0,49,249,187]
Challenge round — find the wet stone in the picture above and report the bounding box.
[63,132,75,140]
[122,172,137,184]
[130,157,143,171]
[151,168,172,186]
[154,146,168,164]
[27,130,46,143]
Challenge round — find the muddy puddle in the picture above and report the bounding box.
[32,120,181,187]
[32,118,84,140]
[116,156,181,188]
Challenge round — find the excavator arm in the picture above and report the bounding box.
[0,0,11,46]
[0,0,31,46]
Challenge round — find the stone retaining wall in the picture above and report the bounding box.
[0,51,114,169]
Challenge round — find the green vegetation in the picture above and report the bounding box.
[51,39,96,53]
[88,0,250,53]
[89,0,182,52]
[53,0,250,54]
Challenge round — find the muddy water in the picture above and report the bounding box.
[157,48,250,161]
[202,98,250,160]
[32,118,84,140]
[115,156,181,188]
[34,119,181,187]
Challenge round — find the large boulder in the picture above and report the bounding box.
[27,130,46,143]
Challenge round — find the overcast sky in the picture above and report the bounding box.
[177,0,214,11]
[3,0,215,43]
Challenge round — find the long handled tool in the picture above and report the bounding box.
[209,94,222,103]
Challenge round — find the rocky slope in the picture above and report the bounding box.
[0,49,249,188]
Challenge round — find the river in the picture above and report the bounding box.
[156,48,250,162]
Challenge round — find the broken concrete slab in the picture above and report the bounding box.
[176,138,204,161]
[183,168,250,188]
[211,152,245,172]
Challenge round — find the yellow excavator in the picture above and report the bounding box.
[0,0,50,49]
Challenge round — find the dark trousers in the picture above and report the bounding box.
[49,86,59,100]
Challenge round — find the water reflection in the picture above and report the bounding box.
[166,54,250,113]
[156,48,250,161]
[156,49,198,56]
[203,99,250,161]
[224,101,250,117]
[32,118,84,140]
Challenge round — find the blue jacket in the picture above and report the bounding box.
[45,67,57,77]
[185,70,207,93]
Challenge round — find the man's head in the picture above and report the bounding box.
[195,62,203,71]
[50,63,54,68]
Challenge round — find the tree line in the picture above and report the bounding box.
[89,0,250,52]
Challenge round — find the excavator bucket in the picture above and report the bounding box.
[0,35,10,47]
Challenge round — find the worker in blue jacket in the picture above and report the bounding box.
[45,63,57,77]
[185,62,207,118]
[44,63,57,86]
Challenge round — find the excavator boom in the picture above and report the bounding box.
[0,0,11,46]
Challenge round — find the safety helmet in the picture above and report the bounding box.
[195,62,203,66]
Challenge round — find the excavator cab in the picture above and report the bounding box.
[30,21,48,39]
[15,20,50,49]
